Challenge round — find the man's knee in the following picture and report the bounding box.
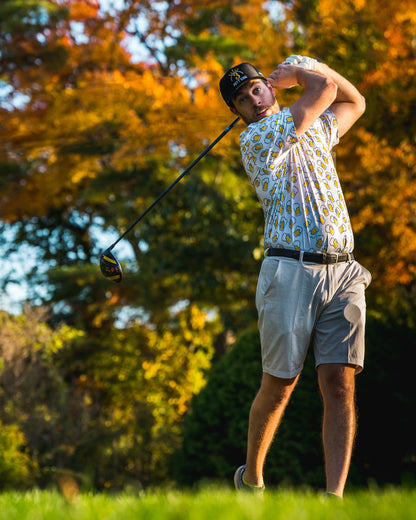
[317,364,356,404]
[259,372,299,404]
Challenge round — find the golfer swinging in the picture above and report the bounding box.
[219,56,371,497]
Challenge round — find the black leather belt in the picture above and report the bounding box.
[266,248,354,264]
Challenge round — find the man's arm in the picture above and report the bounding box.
[272,56,366,137]
[268,65,338,136]
[314,62,365,137]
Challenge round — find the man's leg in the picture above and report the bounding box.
[317,363,357,497]
[243,372,299,487]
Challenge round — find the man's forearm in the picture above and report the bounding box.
[315,62,365,108]
[276,55,365,136]
[314,62,365,136]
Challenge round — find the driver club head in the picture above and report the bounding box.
[100,249,123,283]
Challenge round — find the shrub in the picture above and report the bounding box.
[0,422,36,489]
[175,316,416,489]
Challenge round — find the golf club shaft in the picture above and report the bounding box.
[108,117,240,251]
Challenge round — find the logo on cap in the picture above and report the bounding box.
[229,69,248,87]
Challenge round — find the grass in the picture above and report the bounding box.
[0,487,415,520]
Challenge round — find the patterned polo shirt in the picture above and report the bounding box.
[240,108,354,254]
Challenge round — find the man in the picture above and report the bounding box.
[219,56,371,498]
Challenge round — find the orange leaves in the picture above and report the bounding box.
[357,1,416,90]
[109,71,195,170]
[317,0,389,33]
[68,0,99,22]
[1,0,415,301]
[349,129,416,289]
[0,66,191,218]
[290,1,416,294]
[355,129,391,175]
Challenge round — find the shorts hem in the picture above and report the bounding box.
[315,360,364,375]
[263,367,302,379]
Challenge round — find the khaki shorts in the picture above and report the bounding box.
[255,256,372,379]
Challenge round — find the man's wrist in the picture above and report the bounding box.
[315,61,327,75]
[295,67,309,88]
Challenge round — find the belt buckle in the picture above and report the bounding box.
[323,252,338,264]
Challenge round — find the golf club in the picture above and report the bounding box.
[100,116,240,282]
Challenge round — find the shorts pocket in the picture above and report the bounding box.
[256,258,281,309]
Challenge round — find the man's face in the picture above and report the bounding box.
[230,79,279,124]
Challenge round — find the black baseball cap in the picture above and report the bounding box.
[219,63,266,107]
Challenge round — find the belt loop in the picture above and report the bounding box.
[299,251,304,263]
[335,253,339,264]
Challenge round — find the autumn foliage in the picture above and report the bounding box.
[0,0,415,489]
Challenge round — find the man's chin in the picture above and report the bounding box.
[254,106,280,122]
[243,107,278,125]
[256,108,271,119]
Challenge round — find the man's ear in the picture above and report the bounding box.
[230,105,238,116]
[266,80,276,96]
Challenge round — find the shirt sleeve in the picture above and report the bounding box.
[318,109,340,150]
[240,108,298,183]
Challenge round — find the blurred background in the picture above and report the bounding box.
[0,0,415,492]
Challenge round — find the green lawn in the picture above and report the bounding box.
[0,487,415,520]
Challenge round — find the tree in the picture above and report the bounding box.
[0,305,219,489]
[280,0,416,317]
[0,0,264,334]
[0,308,82,487]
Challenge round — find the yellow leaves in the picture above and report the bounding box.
[70,157,101,184]
[315,0,353,33]
[189,305,207,331]
[50,325,84,354]
[219,0,270,51]
[355,129,391,174]
[318,0,379,26]
[139,304,217,440]
[319,0,367,16]
[0,309,83,361]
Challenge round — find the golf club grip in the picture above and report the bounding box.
[108,117,240,250]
